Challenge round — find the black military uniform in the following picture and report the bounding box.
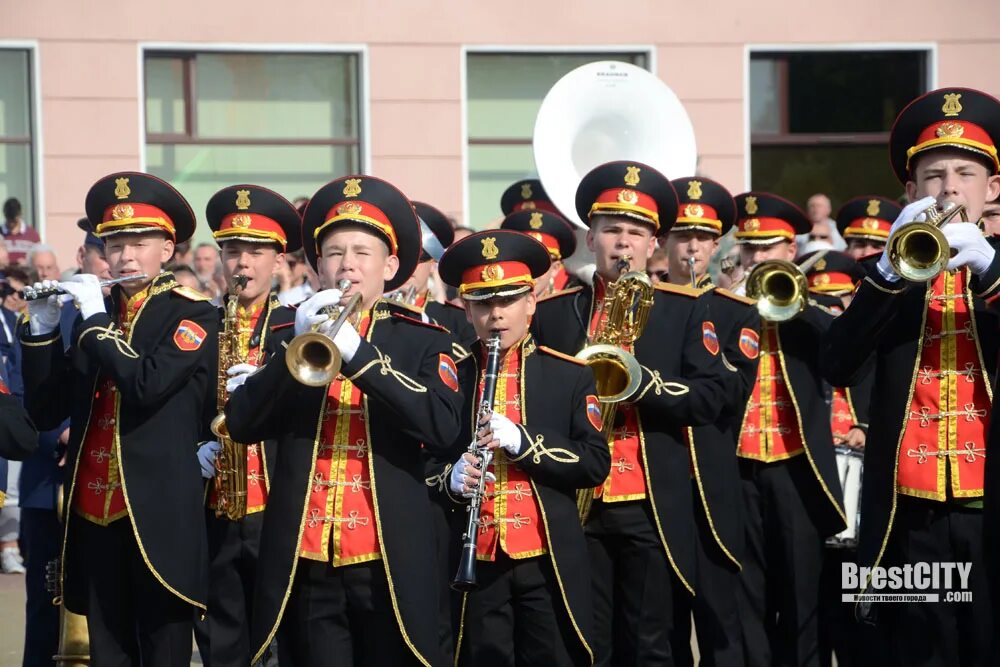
[531,161,731,664]
[197,185,301,667]
[20,172,218,666]
[224,175,464,666]
[823,88,1000,667]
[665,177,761,667]
[731,193,846,667]
[433,229,610,666]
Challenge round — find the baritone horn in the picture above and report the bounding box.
[286,280,363,386]
[887,201,968,282]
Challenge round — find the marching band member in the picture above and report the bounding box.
[663,176,761,667]
[835,196,902,262]
[531,161,730,664]
[20,172,218,666]
[824,87,1000,666]
[224,175,464,665]
[435,228,609,666]
[732,192,846,667]
[499,208,578,298]
[500,178,576,292]
[195,184,301,667]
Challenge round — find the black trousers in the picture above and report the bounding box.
[430,498,461,665]
[877,497,992,667]
[278,558,424,666]
[20,507,60,667]
[79,517,194,667]
[738,456,825,667]
[586,499,680,666]
[817,547,883,667]
[194,510,264,667]
[459,551,582,667]
[671,483,745,667]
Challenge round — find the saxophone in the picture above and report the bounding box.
[574,256,654,522]
[211,274,250,521]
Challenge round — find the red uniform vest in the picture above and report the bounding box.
[73,288,150,525]
[476,342,547,561]
[209,300,269,514]
[588,277,647,501]
[738,324,806,461]
[830,387,855,443]
[299,313,380,565]
[897,271,989,500]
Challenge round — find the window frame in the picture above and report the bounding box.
[138,42,370,174]
[460,45,656,228]
[0,41,43,238]
[742,43,937,191]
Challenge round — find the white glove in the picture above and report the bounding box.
[448,452,496,498]
[294,288,343,336]
[26,281,65,335]
[944,222,996,274]
[59,274,106,320]
[225,363,257,393]
[197,441,221,479]
[489,412,523,456]
[876,196,938,282]
[320,318,362,364]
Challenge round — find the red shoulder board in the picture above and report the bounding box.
[174,319,207,351]
[702,321,720,355]
[536,345,586,366]
[390,312,448,333]
[538,286,583,302]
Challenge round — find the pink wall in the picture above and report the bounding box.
[1,0,998,266]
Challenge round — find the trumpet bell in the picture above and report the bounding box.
[285,332,343,387]
[888,222,950,282]
[747,260,808,322]
[575,343,643,403]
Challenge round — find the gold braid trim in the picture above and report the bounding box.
[21,334,60,347]
[510,425,579,465]
[863,274,906,295]
[425,464,452,492]
[345,349,427,393]
[452,342,470,360]
[635,365,690,400]
[78,324,139,359]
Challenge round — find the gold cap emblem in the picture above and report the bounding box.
[481,263,505,282]
[684,203,704,219]
[942,92,963,118]
[866,199,881,217]
[744,218,760,232]
[936,121,965,138]
[481,236,499,260]
[114,177,131,200]
[624,166,641,187]
[687,180,703,200]
[342,178,362,198]
[336,201,363,216]
[111,204,134,220]
[529,212,544,229]
[235,189,251,210]
[617,189,639,206]
[814,258,827,272]
[521,183,533,200]
[231,214,252,229]
[862,217,880,230]
[817,273,831,285]
[745,196,758,216]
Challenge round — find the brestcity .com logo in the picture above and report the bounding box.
[842,562,973,603]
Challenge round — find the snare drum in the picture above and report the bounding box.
[826,445,863,549]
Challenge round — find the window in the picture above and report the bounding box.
[750,50,928,210]
[466,52,648,228]
[144,51,363,245]
[0,49,36,229]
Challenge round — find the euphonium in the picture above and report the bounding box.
[212,274,250,521]
[286,279,363,386]
[744,250,830,323]
[574,257,654,521]
[887,201,968,282]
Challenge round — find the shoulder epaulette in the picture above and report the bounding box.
[537,345,586,366]
[653,283,704,298]
[714,288,755,306]
[538,286,583,302]
[172,285,212,302]
[390,311,449,333]
[442,301,466,312]
[389,300,425,315]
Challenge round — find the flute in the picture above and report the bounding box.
[21,274,149,301]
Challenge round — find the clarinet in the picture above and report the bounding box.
[451,330,502,592]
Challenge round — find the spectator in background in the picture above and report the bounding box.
[75,220,112,285]
[27,245,59,281]
[276,248,317,306]
[168,264,210,297]
[804,193,846,251]
[1,267,28,317]
[0,268,22,575]
[1,199,39,265]
[193,242,225,298]
[646,245,670,284]
[0,238,9,268]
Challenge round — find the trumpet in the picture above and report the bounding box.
[887,201,968,282]
[744,250,829,322]
[388,285,417,305]
[285,279,363,386]
[22,274,149,300]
